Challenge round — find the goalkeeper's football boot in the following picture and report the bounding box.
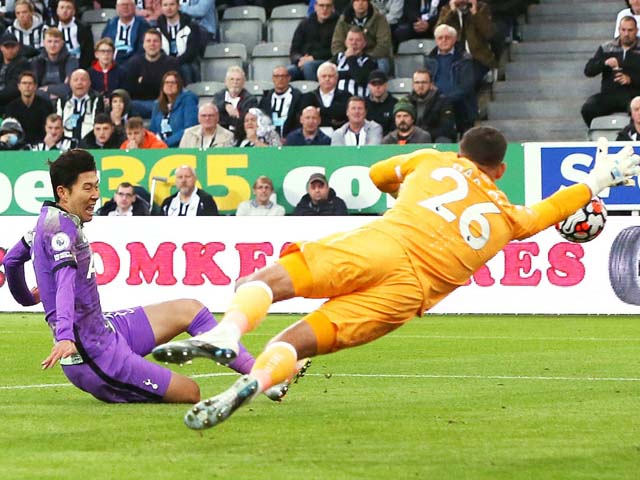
[263,358,312,402]
[151,335,237,366]
[184,375,259,430]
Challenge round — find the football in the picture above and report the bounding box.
[556,196,607,243]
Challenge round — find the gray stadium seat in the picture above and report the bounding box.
[90,23,107,45]
[245,80,274,100]
[187,81,226,97]
[81,8,116,23]
[250,42,290,81]
[587,114,629,141]
[219,6,266,55]
[290,80,319,94]
[201,43,247,82]
[387,78,413,97]
[267,4,307,44]
[395,39,435,78]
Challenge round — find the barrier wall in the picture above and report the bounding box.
[0,144,525,215]
[2,216,640,314]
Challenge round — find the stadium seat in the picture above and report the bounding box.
[587,114,629,141]
[290,80,319,94]
[250,43,291,81]
[201,43,247,82]
[245,80,274,100]
[187,81,226,97]
[90,23,107,45]
[387,78,413,97]
[395,39,434,78]
[267,4,306,44]
[219,6,266,56]
[81,8,116,23]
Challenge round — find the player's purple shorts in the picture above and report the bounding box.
[61,306,173,403]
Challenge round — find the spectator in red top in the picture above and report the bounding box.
[121,116,168,149]
[89,38,128,97]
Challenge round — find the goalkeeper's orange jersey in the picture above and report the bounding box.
[368,149,592,312]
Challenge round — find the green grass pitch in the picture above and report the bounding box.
[1,313,639,479]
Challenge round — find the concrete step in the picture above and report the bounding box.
[494,78,600,95]
[505,60,585,80]
[481,119,588,143]
[510,51,595,62]
[529,2,622,16]
[511,39,605,55]
[526,13,617,24]
[521,22,612,41]
[488,100,582,120]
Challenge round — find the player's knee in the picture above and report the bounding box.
[178,298,206,317]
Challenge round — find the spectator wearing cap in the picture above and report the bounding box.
[285,106,331,146]
[365,69,396,135]
[382,101,432,144]
[5,70,55,144]
[332,27,378,97]
[331,95,383,145]
[288,0,339,81]
[236,176,286,216]
[89,38,128,97]
[79,112,126,149]
[0,31,30,115]
[293,172,348,216]
[407,67,457,142]
[0,117,29,150]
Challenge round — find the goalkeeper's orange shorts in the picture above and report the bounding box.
[278,226,423,352]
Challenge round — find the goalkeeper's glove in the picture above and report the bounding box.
[584,137,640,195]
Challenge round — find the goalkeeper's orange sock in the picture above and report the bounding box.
[250,342,298,392]
[211,281,274,342]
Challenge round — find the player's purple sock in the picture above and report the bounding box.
[187,308,256,374]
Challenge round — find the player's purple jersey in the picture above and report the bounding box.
[32,201,109,356]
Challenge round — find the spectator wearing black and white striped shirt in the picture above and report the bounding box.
[332,27,377,97]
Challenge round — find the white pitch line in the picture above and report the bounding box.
[4,372,640,391]
[246,333,640,342]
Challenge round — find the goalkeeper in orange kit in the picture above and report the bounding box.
[153,127,640,430]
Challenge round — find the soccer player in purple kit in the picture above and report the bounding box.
[2,149,294,403]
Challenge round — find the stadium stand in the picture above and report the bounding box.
[290,80,319,94]
[244,80,274,101]
[395,39,435,79]
[588,113,630,141]
[387,78,412,97]
[201,43,247,83]
[82,8,116,45]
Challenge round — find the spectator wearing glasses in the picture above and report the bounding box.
[89,38,128,97]
[97,181,150,216]
[149,70,198,147]
[258,65,303,138]
[236,176,286,216]
[180,103,235,148]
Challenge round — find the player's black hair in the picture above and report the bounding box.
[48,149,97,202]
[459,126,507,169]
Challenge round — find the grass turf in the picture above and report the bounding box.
[1,313,639,479]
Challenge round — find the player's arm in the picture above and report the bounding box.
[369,149,439,196]
[526,183,593,233]
[2,235,38,307]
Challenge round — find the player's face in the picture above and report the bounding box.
[161,0,179,18]
[59,171,100,223]
[94,122,114,144]
[412,72,431,96]
[115,186,135,210]
[15,4,33,29]
[308,180,329,203]
[253,181,273,205]
[44,35,64,56]
[18,75,36,97]
[46,119,63,140]
[175,167,196,194]
[56,1,75,23]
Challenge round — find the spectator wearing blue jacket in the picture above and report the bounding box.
[102,0,151,64]
[180,0,216,44]
[149,70,198,147]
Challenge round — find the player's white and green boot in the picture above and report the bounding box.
[185,375,260,430]
[151,336,237,366]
